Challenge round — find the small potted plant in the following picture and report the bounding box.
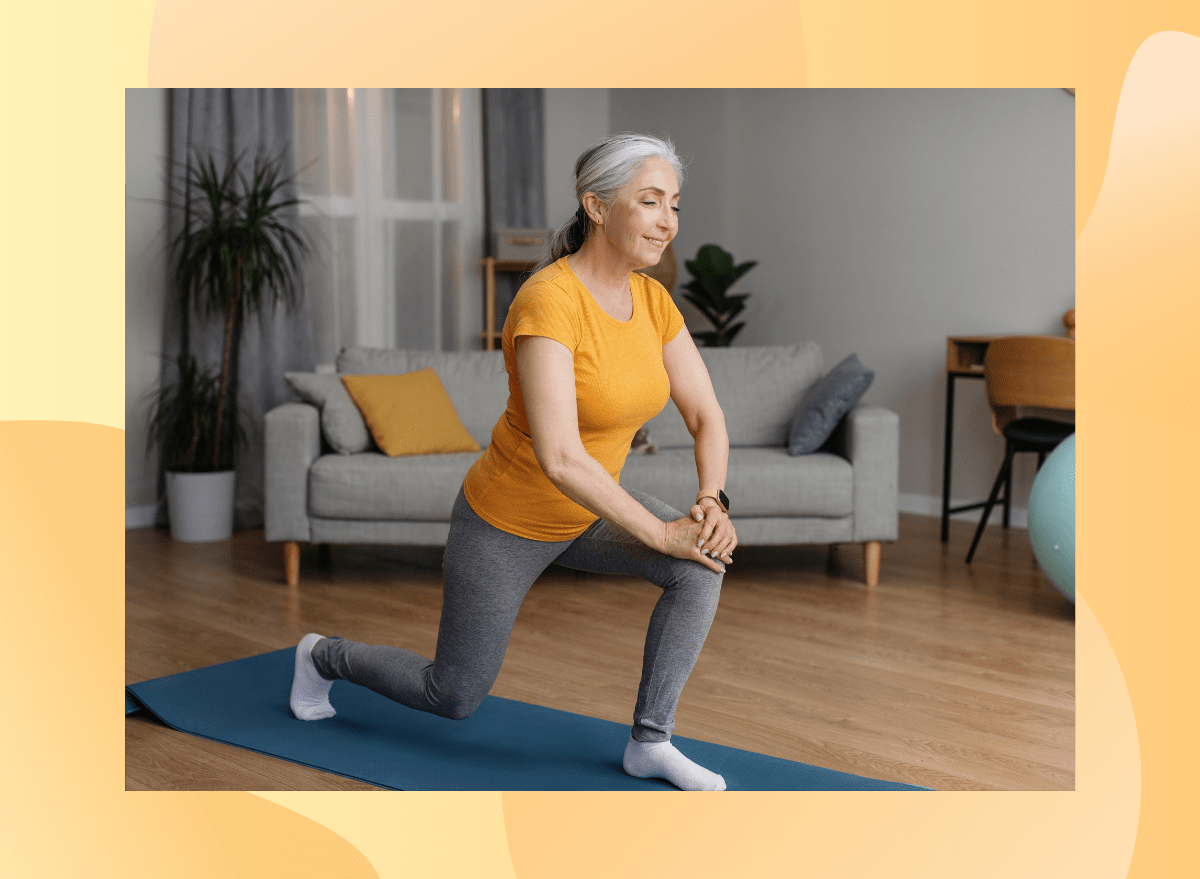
[681,244,757,347]
[150,150,309,541]
[145,352,245,541]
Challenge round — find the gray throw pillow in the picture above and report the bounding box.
[284,372,373,454]
[787,354,874,455]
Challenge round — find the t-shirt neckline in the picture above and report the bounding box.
[560,257,638,327]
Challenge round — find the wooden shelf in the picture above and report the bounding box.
[481,257,538,351]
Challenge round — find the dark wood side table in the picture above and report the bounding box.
[480,258,538,350]
[941,335,1008,542]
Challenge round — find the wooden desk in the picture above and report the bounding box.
[480,257,538,350]
[941,335,1008,542]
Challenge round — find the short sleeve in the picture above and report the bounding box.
[639,274,686,345]
[507,282,582,352]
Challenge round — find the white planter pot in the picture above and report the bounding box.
[166,470,237,542]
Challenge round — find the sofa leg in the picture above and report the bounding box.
[863,541,881,587]
[285,541,300,586]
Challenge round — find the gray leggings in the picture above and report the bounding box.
[312,484,723,743]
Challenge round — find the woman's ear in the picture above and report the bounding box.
[581,192,606,227]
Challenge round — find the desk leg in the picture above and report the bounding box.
[941,372,955,542]
[484,259,496,351]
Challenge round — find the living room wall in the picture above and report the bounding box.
[609,88,1075,520]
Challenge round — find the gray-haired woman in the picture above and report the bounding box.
[290,133,736,791]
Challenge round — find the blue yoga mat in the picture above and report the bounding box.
[126,647,930,791]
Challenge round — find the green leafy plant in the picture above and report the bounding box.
[680,244,757,347]
[161,150,310,471]
[145,352,246,473]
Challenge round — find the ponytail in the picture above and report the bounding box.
[538,205,591,271]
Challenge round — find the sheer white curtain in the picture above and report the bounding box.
[293,89,483,369]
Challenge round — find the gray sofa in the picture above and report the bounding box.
[265,343,898,586]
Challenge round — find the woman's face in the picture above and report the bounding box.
[593,157,680,270]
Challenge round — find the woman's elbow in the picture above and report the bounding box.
[535,445,579,487]
[689,405,727,439]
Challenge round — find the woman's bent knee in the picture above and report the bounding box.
[437,697,481,721]
[426,680,489,720]
[671,558,724,591]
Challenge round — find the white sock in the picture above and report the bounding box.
[622,737,726,791]
[290,633,336,721]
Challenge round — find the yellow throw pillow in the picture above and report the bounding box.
[341,369,481,457]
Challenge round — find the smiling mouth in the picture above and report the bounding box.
[645,238,666,246]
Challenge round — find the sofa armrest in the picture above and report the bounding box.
[265,402,321,543]
[826,405,899,542]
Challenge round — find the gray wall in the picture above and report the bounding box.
[610,88,1075,521]
[125,88,169,526]
[543,89,610,238]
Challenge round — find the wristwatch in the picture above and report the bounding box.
[696,488,730,513]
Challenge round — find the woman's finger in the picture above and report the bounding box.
[696,511,730,549]
[693,545,726,573]
[707,535,733,561]
[691,504,721,545]
[706,525,737,561]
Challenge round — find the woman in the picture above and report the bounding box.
[290,133,737,791]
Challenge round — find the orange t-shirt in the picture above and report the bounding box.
[462,257,686,541]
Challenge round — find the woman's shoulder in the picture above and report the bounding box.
[521,257,573,291]
[632,271,685,342]
[632,271,679,313]
[507,261,585,346]
[632,270,669,296]
[516,259,591,310]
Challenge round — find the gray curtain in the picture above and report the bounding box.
[162,88,315,529]
[482,89,546,324]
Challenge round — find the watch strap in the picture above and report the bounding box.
[696,488,729,513]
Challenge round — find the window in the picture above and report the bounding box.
[294,89,483,368]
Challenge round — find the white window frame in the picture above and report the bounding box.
[297,88,483,365]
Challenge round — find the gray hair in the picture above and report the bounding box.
[536,132,685,271]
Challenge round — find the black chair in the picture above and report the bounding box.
[966,336,1075,564]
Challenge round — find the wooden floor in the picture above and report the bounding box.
[126,513,1074,791]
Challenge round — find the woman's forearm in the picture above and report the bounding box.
[691,410,730,497]
[544,450,668,549]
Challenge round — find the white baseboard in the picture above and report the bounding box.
[126,504,159,529]
[898,493,1027,529]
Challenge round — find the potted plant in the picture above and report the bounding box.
[151,150,309,541]
[145,352,246,541]
[680,244,757,347]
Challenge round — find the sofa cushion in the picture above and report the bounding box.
[309,451,482,521]
[788,353,875,456]
[644,343,824,449]
[620,446,853,518]
[341,369,481,457]
[337,348,509,447]
[284,372,373,454]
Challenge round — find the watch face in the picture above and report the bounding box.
[718,489,730,512]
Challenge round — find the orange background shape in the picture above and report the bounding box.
[0,423,377,878]
[0,0,1197,877]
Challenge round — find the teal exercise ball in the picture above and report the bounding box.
[1027,433,1075,603]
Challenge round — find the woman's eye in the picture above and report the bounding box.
[671,206,681,214]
